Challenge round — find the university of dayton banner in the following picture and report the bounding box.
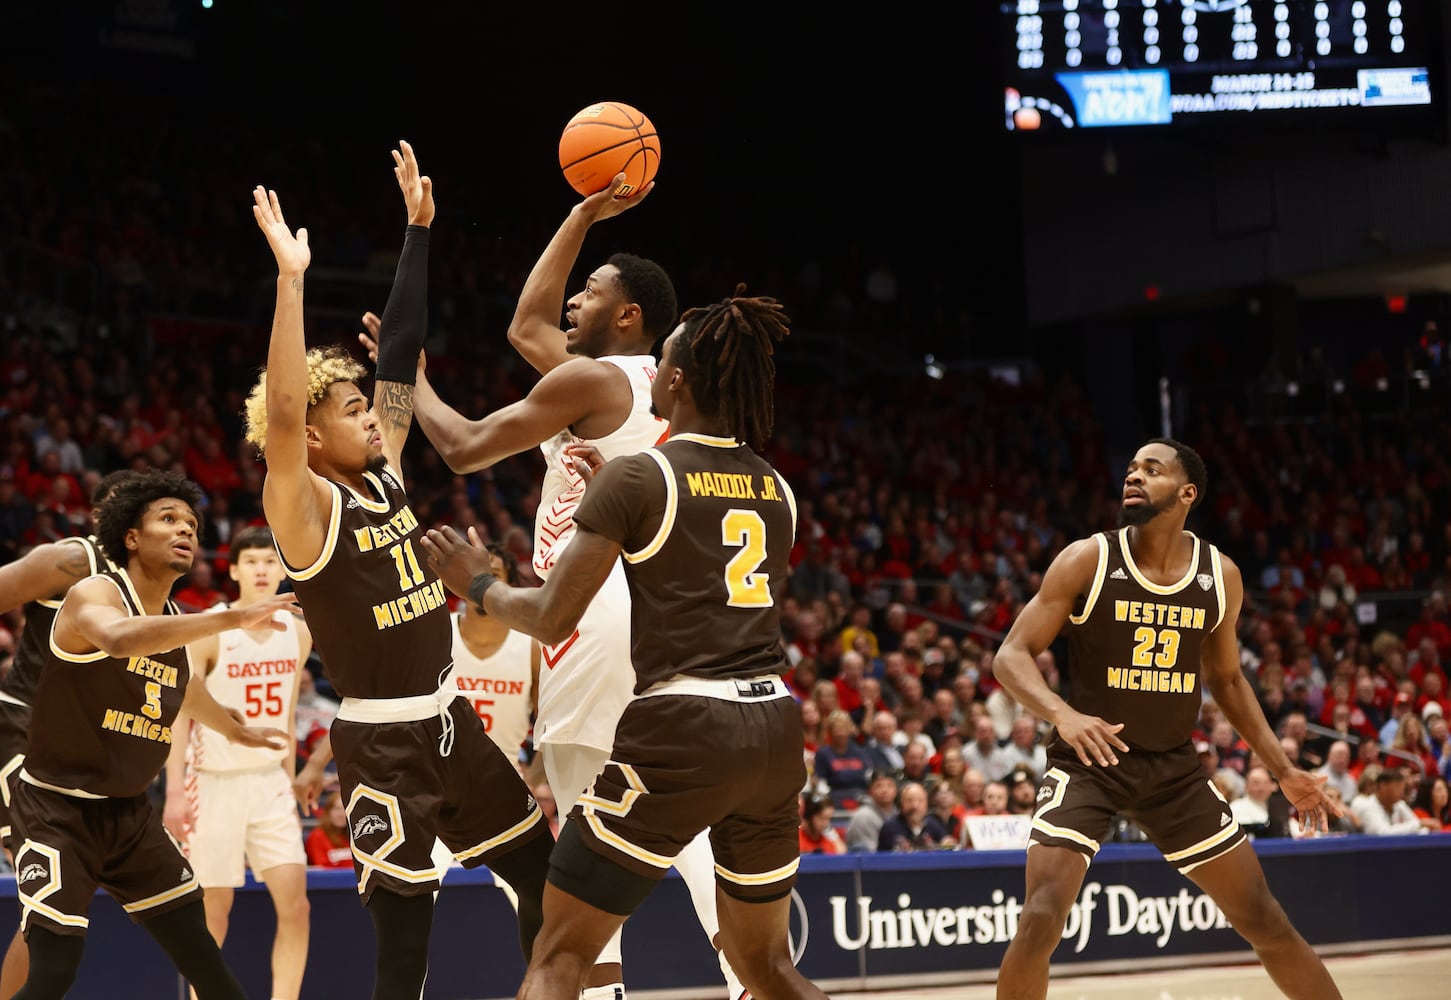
[0,834,1445,998]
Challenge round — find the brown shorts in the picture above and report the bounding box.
[570,680,806,902]
[1028,740,1245,874]
[0,700,30,855]
[11,781,201,937]
[332,698,548,903]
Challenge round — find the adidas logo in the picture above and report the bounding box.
[346,497,361,510]
[1220,813,1231,828]
[1110,568,1127,580]
[180,867,192,882]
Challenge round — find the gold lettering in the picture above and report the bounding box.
[1166,606,1180,628]
[1127,670,1140,690]
[355,527,375,553]
[1107,666,1123,688]
[1185,673,1197,694]
[373,604,395,629]
[1192,608,1205,630]
[103,708,120,731]
[762,476,781,501]
[1115,600,1128,621]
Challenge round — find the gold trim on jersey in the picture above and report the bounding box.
[1118,530,1202,595]
[1069,534,1110,625]
[714,856,800,886]
[47,574,132,664]
[339,470,393,514]
[34,538,102,610]
[667,432,740,448]
[279,481,342,582]
[623,449,678,565]
[1211,545,1227,631]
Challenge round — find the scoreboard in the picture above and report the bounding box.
[1001,1,1439,131]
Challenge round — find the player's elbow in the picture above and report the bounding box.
[535,608,584,646]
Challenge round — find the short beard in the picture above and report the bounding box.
[1118,495,1173,528]
[366,453,388,475]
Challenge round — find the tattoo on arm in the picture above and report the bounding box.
[291,277,304,293]
[376,381,415,434]
[56,545,91,581]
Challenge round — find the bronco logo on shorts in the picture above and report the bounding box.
[353,815,389,838]
[18,863,46,884]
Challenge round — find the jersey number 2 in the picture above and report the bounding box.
[722,509,772,608]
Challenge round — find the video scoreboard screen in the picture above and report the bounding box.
[1002,1,1439,131]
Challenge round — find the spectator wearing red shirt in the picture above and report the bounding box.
[173,559,229,611]
[833,650,867,719]
[1408,593,1451,660]
[1409,636,1449,693]
[185,433,243,498]
[798,795,846,855]
[305,787,353,868]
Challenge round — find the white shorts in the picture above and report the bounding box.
[533,560,635,753]
[188,767,306,888]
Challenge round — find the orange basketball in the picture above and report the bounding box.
[558,102,660,197]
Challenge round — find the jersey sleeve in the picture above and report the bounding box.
[573,452,667,552]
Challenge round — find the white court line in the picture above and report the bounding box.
[835,946,1451,1000]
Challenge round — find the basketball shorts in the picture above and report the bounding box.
[332,699,548,904]
[1028,740,1246,875]
[188,767,306,888]
[569,674,805,902]
[12,781,201,937]
[0,698,31,856]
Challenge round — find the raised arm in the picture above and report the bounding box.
[0,538,98,613]
[1203,554,1340,832]
[354,329,619,475]
[54,577,297,661]
[252,187,332,569]
[371,140,435,473]
[994,537,1131,768]
[507,174,654,375]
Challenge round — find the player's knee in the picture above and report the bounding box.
[1015,888,1075,947]
[276,890,310,928]
[1226,893,1293,945]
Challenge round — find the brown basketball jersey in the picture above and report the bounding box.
[572,432,798,692]
[279,466,451,699]
[1064,529,1227,752]
[26,569,191,798]
[4,535,112,705]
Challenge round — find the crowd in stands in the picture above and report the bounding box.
[4,90,1451,872]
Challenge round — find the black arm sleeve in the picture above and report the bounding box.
[373,224,430,386]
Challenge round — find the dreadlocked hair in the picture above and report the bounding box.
[675,283,790,450]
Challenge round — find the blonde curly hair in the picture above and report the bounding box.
[244,345,368,454]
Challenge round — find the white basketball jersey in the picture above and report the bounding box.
[449,613,534,760]
[532,354,666,750]
[190,607,300,772]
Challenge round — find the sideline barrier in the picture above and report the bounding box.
[0,834,1446,998]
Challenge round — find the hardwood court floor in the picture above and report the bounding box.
[837,946,1451,1000]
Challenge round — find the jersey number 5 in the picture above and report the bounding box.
[722,509,772,609]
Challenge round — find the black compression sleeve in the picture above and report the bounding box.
[374,224,430,386]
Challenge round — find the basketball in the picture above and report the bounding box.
[558,101,660,198]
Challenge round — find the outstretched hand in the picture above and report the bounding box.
[252,187,311,275]
[233,592,301,631]
[233,725,289,752]
[577,172,654,225]
[357,311,427,375]
[419,525,492,602]
[393,139,435,227]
